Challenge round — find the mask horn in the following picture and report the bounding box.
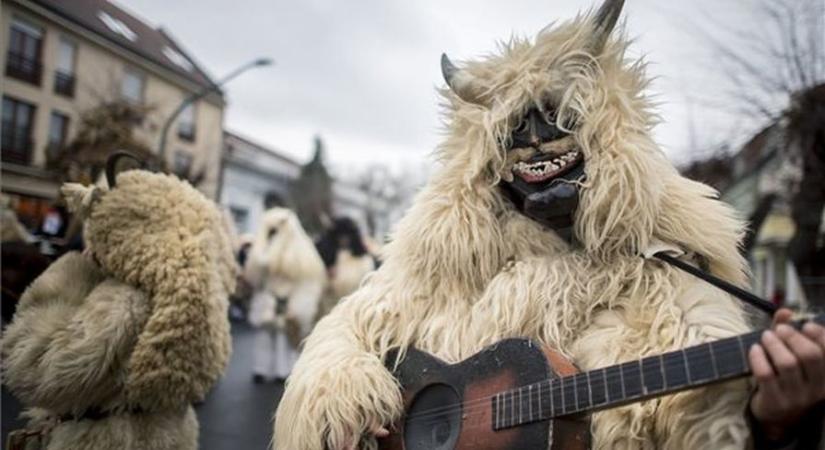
[441,53,486,105]
[591,0,625,52]
[105,150,144,188]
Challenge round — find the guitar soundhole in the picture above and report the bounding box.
[403,383,461,450]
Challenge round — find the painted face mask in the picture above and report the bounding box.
[499,107,586,238]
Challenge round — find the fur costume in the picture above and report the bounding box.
[315,217,376,320]
[2,171,236,450]
[245,207,326,379]
[274,2,762,449]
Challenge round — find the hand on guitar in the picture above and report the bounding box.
[338,423,389,450]
[749,308,825,442]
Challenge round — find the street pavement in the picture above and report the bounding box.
[1,322,285,450]
[197,321,285,450]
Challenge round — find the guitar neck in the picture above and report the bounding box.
[492,314,824,431]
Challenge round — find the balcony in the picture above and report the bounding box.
[5,51,42,86]
[1,127,34,166]
[53,71,76,97]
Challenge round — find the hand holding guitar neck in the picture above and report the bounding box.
[377,312,825,450]
[749,308,825,443]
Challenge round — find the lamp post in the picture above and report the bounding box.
[157,57,273,160]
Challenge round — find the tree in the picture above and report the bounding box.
[690,0,824,123]
[51,101,161,185]
[52,100,209,189]
[688,0,825,308]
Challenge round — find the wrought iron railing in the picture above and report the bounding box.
[5,51,42,86]
[1,125,34,165]
[53,71,75,97]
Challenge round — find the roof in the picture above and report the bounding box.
[30,0,217,91]
[223,130,301,167]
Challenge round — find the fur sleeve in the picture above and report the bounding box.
[2,276,150,415]
[571,275,754,450]
[13,252,105,311]
[273,287,403,450]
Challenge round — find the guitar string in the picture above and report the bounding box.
[394,316,823,425]
[399,338,755,425]
[397,317,820,430]
[401,340,754,425]
[401,333,761,422]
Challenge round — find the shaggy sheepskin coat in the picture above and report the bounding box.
[317,250,375,321]
[3,171,236,450]
[245,207,326,340]
[274,9,763,450]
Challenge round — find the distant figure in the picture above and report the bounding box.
[315,217,376,319]
[1,205,49,323]
[245,208,325,383]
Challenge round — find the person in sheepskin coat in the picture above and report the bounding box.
[245,207,326,382]
[273,1,825,449]
[2,170,236,450]
[315,217,376,320]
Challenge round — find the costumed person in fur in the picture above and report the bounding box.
[245,207,326,383]
[274,1,825,449]
[2,166,236,450]
[315,217,377,320]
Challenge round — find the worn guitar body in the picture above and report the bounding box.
[378,339,590,450]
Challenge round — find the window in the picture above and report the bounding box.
[173,149,193,176]
[47,111,70,159]
[2,96,36,165]
[121,68,144,104]
[5,18,43,85]
[162,46,193,72]
[177,103,196,141]
[97,11,137,41]
[53,37,76,97]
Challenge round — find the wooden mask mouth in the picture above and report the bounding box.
[500,159,585,233]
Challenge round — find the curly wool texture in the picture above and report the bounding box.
[79,170,237,411]
[275,12,753,450]
[1,253,197,450]
[4,171,236,449]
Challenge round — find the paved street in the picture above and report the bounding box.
[197,322,285,450]
[1,322,285,450]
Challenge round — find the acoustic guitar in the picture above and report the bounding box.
[377,314,824,450]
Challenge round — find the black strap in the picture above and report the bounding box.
[653,252,778,316]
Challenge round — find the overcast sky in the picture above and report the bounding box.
[122,0,765,175]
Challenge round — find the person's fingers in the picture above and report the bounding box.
[802,322,825,398]
[761,329,804,390]
[772,308,794,327]
[749,344,776,382]
[778,324,825,384]
[372,427,390,438]
[802,322,825,350]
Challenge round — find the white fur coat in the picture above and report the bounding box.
[274,7,757,450]
[245,208,326,338]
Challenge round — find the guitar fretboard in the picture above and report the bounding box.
[491,315,824,431]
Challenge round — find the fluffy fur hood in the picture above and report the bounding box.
[381,10,748,304]
[61,170,237,411]
[245,207,326,286]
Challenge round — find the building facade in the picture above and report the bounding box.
[1,0,224,228]
[221,131,393,240]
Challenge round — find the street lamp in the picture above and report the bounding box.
[157,57,273,160]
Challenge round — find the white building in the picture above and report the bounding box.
[220,131,393,239]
